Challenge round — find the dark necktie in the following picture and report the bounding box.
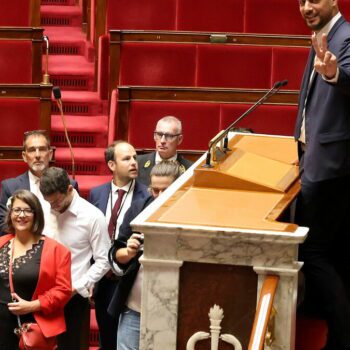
[108,189,126,239]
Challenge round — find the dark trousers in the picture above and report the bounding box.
[94,276,119,350]
[296,173,350,350]
[58,294,90,350]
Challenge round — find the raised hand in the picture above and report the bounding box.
[312,33,338,79]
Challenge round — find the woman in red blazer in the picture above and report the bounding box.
[0,189,71,349]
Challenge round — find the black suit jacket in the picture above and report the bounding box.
[0,171,79,235]
[107,196,154,319]
[137,151,193,186]
[294,16,350,182]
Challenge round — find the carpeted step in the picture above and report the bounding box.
[75,175,112,199]
[44,26,93,60]
[42,0,75,5]
[55,147,109,176]
[51,115,108,148]
[51,91,108,116]
[41,5,82,27]
[47,55,94,91]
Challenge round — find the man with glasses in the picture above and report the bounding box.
[137,116,193,186]
[0,130,78,236]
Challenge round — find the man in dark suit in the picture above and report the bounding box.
[0,130,78,236]
[294,1,350,349]
[108,160,182,350]
[88,141,149,350]
[137,116,193,186]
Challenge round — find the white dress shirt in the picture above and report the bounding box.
[105,180,135,239]
[51,189,110,297]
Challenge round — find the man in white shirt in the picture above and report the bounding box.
[0,130,78,236]
[136,116,192,186]
[40,166,110,350]
[88,141,149,350]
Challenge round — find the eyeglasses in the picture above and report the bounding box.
[154,132,181,141]
[11,208,35,217]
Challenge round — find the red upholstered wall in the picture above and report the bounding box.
[107,0,177,31]
[272,47,309,90]
[0,99,41,146]
[119,43,197,87]
[177,0,244,32]
[127,101,221,150]
[0,1,30,26]
[340,1,350,21]
[220,104,298,136]
[0,41,32,83]
[197,45,272,88]
[245,0,309,35]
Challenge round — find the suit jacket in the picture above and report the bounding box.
[0,172,79,235]
[294,16,350,182]
[137,151,193,186]
[0,234,72,338]
[88,180,149,216]
[107,196,154,319]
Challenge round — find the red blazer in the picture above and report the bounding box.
[0,234,72,337]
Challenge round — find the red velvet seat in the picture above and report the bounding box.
[0,41,33,83]
[177,0,244,32]
[127,101,221,150]
[106,0,176,31]
[0,1,31,26]
[197,45,272,89]
[119,43,197,87]
[220,104,298,136]
[340,0,350,21]
[0,99,40,146]
[245,0,309,35]
[272,47,310,90]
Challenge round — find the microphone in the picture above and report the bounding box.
[52,86,61,100]
[204,80,289,167]
[52,86,76,179]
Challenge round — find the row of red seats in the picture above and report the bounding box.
[108,88,298,152]
[98,39,309,99]
[92,0,350,39]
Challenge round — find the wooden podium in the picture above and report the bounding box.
[132,133,308,350]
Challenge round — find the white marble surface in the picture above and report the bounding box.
[140,259,182,350]
[135,133,307,350]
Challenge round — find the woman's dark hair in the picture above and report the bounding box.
[5,189,44,236]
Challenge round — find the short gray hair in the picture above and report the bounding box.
[156,116,182,134]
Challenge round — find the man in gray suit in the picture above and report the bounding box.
[137,116,192,186]
[294,1,350,349]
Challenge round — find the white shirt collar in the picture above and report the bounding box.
[111,180,134,193]
[315,12,341,44]
[155,152,177,164]
[28,170,40,184]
